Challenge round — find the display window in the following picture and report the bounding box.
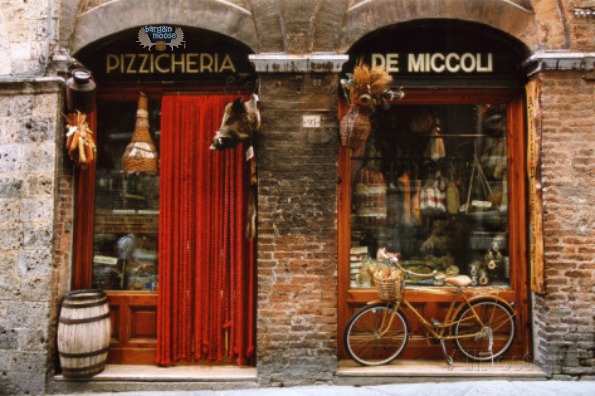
[338,89,529,360]
[92,98,161,292]
[349,101,510,289]
[337,20,531,361]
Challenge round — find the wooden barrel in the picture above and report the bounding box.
[57,289,111,378]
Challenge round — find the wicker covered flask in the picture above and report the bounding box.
[340,105,372,150]
[122,92,158,173]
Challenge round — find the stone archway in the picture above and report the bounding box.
[62,0,263,54]
[335,0,539,53]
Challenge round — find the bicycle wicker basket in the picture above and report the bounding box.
[375,276,403,302]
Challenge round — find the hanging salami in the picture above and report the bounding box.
[354,165,387,226]
[398,171,411,226]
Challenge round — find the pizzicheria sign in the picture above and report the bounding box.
[75,26,255,81]
[105,52,238,74]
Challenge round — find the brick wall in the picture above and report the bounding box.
[0,80,63,394]
[533,70,595,379]
[256,74,339,386]
[569,0,595,50]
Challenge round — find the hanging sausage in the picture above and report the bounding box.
[354,164,387,227]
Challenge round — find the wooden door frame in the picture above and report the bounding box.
[337,88,530,360]
[71,84,256,364]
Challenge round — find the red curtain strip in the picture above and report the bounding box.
[157,94,255,366]
[73,111,97,289]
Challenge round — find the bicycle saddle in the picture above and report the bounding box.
[444,275,472,287]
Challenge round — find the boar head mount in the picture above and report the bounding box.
[210,94,261,150]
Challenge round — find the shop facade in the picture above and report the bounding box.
[0,0,593,394]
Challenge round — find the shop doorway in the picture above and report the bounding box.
[69,27,257,366]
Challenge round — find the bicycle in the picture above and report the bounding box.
[344,255,516,366]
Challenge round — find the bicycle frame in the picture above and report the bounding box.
[380,278,514,343]
[396,288,485,342]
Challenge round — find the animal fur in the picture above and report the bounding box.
[211,94,261,150]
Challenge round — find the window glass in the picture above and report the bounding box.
[350,104,510,288]
[92,99,161,291]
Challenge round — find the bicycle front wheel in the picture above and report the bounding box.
[344,303,409,366]
[454,299,515,361]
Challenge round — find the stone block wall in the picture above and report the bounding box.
[0,80,63,394]
[0,0,58,77]
[533,70,595,379]
[256,73,339,386]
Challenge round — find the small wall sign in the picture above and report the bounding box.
[302,115,321,128]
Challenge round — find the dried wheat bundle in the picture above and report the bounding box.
[344,59,399,108]
[350,59,372,103]
[369,64,393,95]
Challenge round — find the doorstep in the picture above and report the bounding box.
[51,364,258,393]
[336,359,546,385]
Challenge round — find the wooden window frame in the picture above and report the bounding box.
[337,88,530,360]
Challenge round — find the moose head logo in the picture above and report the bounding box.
[137,26,185,52]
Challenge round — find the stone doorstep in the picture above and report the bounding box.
[337,359,547,382]
[53,360,545,383]
[54,364,257,382]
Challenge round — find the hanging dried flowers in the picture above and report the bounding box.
[64,111,97,168]
[339,59,404,150]
[340,59,404,111]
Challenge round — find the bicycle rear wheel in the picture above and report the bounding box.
[344,303,409,366]
[454,299,515,361]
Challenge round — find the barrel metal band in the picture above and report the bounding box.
[59,346,109,358]
[64,289,106,299]
[59,311,110,324]
[61,361,105,376]
[61,297,108,309]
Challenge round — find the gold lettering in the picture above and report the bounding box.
[219,54,236,73]
[371,53,385,68]
[200,53,214,72]
[104,52,241,75]
[477,53,493,72]
[125,54,137,73]
[155,54,169,73]
[106,54,120,74]
[171,54,185,73]
[460,53,476,73]
[386,53,399,73]
[187,53,198,73]
[445,53,460,73]
[138,53,150,74]
[407,53,425,72]
[430,53,445,73]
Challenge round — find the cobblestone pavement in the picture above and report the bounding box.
[54,380,595,396]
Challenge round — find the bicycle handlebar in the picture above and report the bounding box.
[390,259,437,279]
